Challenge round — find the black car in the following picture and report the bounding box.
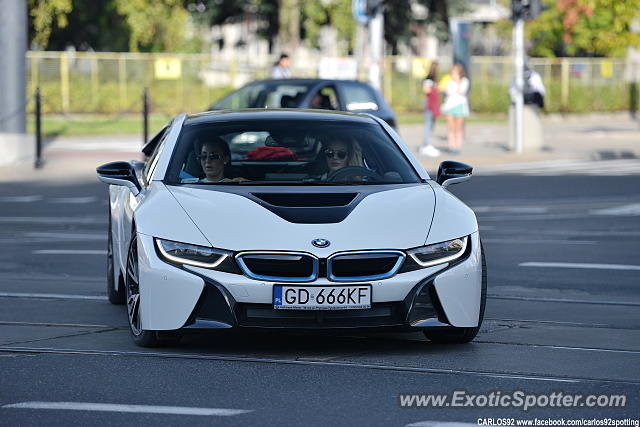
[209,78,397,128]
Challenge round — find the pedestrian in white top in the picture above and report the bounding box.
[272,53,291,79]
[441,63,470,155]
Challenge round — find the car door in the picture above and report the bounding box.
[113,126,170,270]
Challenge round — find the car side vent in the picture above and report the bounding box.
[252,193,358,207]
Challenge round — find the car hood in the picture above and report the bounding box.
[167,185,435,255]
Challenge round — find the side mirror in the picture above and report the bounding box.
[436,160,473,189]
[96,161,141,196]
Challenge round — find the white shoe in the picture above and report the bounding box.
[419,145,440,157]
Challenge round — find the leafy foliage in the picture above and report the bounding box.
[527,0,640,57]
[29,0,73,48]
[114,0,192,52]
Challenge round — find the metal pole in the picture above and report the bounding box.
[35,87,43,168]
[368,8,384,91]
[0,0,27,133]
[143,87,149,144]
[513,17,524,153]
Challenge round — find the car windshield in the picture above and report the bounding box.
[165,118,420,185]
[214,83,314,109]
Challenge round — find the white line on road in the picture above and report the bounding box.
[0,217,105,224]
[49,196,98,204]
[0,196,43,202]
[407,422,476,427]
[1,402,252,416]
[482,238,596,245]
[519,262,640,271]
[0,292,107,301]
[489,295,640,307]
[25,232,106,241]
[590,203,640,216]
[32,249,106,255]
[472,206,549,214]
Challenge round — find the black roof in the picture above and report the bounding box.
[185,108,379,126]
[242,78,365,86]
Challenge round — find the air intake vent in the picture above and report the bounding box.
[252,193,357,207]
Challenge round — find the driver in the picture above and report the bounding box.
[321,138,363,180]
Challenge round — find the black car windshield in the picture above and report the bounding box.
[213,83,314,109]
[165,118,420,185]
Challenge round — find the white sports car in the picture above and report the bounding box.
[97,110,486,347]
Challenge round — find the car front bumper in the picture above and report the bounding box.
[136,232,482,331]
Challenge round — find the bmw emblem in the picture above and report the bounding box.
[311,238,330,248]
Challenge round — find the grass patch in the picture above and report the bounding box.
[27,114,172,137]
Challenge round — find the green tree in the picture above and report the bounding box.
[527,0,640,57]
[29,0,73,49]
[114,0,192,52]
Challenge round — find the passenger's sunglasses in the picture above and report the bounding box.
[324,149,348,160]
[197,153,223,161]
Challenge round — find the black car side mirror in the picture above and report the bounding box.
[96,161,141,195]
[436,161,473,189]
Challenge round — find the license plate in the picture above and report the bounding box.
[273,285,372,310]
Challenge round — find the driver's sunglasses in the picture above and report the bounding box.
[197,153,223,161]
[324,149,348,160]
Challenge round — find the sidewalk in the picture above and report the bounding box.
[0,113,637,183]
[400,112,640,175]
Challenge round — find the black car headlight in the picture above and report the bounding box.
[407,236,468,267]
[155,238,231,269]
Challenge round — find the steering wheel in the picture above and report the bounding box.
[327,166,382,182]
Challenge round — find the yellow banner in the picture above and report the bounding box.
[154,59,182,80]
[600,60,613,79]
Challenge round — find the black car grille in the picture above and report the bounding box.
[235,251,405,282]
[328,252,405,281]
[235,252,318,282]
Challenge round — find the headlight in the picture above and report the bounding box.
[155,238,231,268]
[407,236,468,267]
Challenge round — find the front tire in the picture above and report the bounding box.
[423,241,487,344]
[125,233,160,347]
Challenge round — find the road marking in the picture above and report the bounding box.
[0,217,105,225]
[489,295,640,307]
[590,203,640,216]
[0,196,43,202]
[519,262,640,271]
[0,292,107,301]
[49,196,98,204]
[475,159,640,176]
[25,232,106,241]
[407,422,475,427]
[32,249,106,255]
[472,206,549,214]
[482,238,596,245]
[1,402,252,416]
[0,321,115,328]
